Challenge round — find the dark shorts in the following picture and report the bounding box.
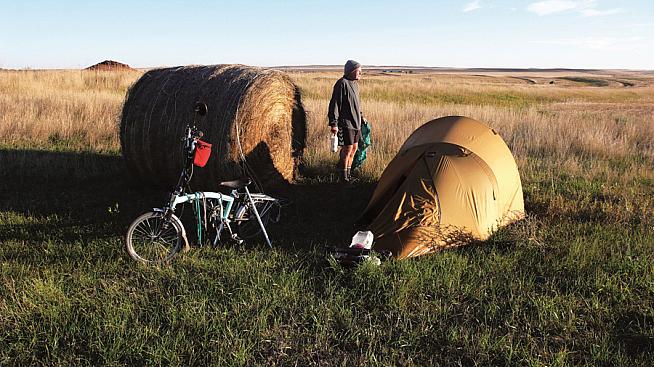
[338,127,361,146]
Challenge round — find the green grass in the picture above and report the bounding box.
[1,147,653,366]
[559,77,610,87]
[360,87,555,108]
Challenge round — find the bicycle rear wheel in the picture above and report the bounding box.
[126,211,187,264]
[234,199,280,240]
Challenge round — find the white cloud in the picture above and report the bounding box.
[463,0,481,12]
[527,0,623,17]
[579,7,622,17]
[527,1,577,15]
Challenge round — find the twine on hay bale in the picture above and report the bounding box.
[119,64,307,189]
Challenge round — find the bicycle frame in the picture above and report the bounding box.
[163,187,275,248]
[170,192,235,220]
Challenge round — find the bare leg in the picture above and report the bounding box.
[346,144,357,169]
[345,144,358,182]
[338,144,357,182]
[339,146,349,169]
[338,145,349,182]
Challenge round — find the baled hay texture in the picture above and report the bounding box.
[120,65,306,190]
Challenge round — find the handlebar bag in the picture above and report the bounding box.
[193,140,212,167]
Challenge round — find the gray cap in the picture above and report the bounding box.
[344,60,361,76]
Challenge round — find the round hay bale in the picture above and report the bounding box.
[120,64,306,190]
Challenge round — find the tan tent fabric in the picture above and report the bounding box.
[361,116,524,259]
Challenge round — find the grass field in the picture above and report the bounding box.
[1,68,653,366]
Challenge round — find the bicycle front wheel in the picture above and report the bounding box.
[126,211,187,264]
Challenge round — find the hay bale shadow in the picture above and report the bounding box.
[0,149,163,242]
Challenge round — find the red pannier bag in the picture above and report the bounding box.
[193,140,212,167]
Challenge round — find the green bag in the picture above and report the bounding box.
[352,119,371,171]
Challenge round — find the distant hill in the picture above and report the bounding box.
[86,60,134,71]
[272,65,652,74]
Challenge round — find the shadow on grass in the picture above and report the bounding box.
[271,179,375,248]
[614,310,654,357]
[0,148,376,253]
[0,149,164,244]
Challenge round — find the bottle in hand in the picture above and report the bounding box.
[330,133,338,152]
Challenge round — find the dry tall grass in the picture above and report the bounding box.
[294,71,654,181]
[1,69,652,181]
[0,70,139,152]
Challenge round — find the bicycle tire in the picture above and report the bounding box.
[125,211,187,264]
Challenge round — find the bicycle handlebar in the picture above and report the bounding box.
[175,102,209,188]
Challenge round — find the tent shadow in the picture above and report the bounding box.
[266,179,376,250]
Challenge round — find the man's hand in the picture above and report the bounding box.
[330,126,338,134]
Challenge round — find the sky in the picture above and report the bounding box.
[1,0,652,70]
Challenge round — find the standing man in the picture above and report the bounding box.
[328,60,363,183]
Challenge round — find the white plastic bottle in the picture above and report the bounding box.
[330,133,338,152]
[350,231,374,249]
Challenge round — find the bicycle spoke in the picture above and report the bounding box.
[143,217,154,234]
[158,234,179,246]
[132,226,151,238]
[152,240,170,254]
[151,218,164,236]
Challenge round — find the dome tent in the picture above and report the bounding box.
[360,116,525,260]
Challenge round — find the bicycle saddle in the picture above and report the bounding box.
[219,177,252,190]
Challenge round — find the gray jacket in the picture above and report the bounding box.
[327,77,361,130]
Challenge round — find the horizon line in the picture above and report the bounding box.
[2,63,653,73]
